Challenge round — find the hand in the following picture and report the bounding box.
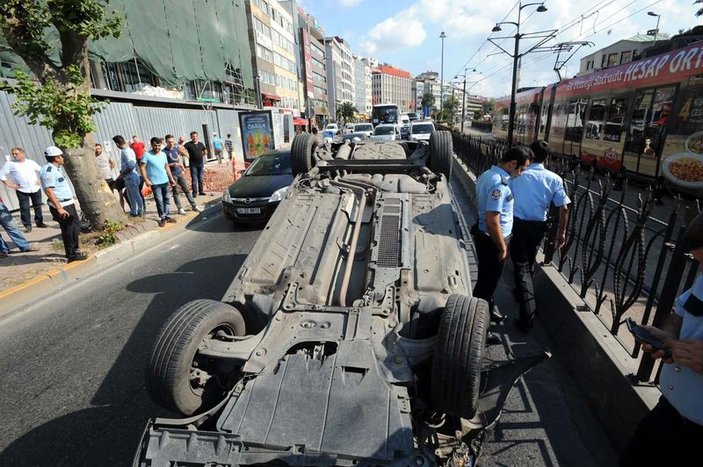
[555,233,566,250]
[169,180,176,187]
[666,339,703,374]
[498,247,507,261]
[57,207,70,219]
[640,326,675,362]
[145,179,152,187]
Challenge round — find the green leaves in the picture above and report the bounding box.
[2,69,104,149]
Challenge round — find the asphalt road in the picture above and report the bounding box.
[0,203,619,467]
[0,209,262,466]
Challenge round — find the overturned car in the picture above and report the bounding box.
[135,132,547,466]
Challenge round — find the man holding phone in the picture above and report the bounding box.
[620,212,703,466]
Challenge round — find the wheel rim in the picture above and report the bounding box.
[189,322,237,397]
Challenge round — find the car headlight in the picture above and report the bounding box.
[269,186,289,203]
[222,190,232,203]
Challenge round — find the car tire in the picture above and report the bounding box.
[429,130,453,179]
[146,299,246,416]
[431,294,489,419]
[291,133,318,176]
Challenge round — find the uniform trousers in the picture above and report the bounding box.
[49,203,81,258]
[620,396,703,466]
[473,231,510,311]
[510,217,547,323]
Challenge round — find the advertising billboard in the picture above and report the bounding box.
[238,110,274,161]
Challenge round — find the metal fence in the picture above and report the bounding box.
[448,130,701,382]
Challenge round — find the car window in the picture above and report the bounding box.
[374,126,395,135]
[411,124,434,134]
[246,154,292,175]
[355,124,373,132]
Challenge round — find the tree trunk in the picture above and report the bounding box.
[58,132,127,230]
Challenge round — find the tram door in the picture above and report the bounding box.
[563,98,587,156]
[623,86,677,178]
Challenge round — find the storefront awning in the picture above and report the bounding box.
[262,93,281,101]
[293,117,307,126]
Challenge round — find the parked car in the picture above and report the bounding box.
[137,132,548,466]
[221,151,293,224]
[325,123,339,133]
[370,123,400,141]
[410,121,436,142]
[353,122,374,138]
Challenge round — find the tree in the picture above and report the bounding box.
[421,92,435,110]
[338,101,357,122]
[0,0,126,229]
[696,0,703,16]
[440,95,460,122]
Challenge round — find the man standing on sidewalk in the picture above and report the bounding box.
[225,133,234,161]
[40,146,86,263]
[113,135,143,217]
[140,137,177,227]
[164,134,201,215]
[184,131,207,196]
[0,147,47,232]
[0,195,38,258]
[510,140,570,332]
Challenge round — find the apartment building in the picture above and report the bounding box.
[353,57,372,118]
[372,64,413,112]
[325,36,355,120]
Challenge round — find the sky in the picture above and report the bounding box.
[295,0,702,98]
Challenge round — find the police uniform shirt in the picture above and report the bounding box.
[40,163,74,208]
[511,163,570,221]
[659,273,703,425]
[476,165,514,237]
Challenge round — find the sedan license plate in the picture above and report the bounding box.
[236,207,261,214]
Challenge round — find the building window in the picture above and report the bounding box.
[98,58,159,93]
[606,53,619,68]
[620,50,632,65]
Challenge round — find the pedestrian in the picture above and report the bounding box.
[509,140,570,332]
[225,133,234,161]
[94,143,116,192]
[113,135,144,217]
[212,132,224,164]
[164,134,202,215]
[140,136,177,227]
[472,145,531,325]
[619,211,703,467]
[183,131,207,196]
[130,135,146,162]
[0,195,38,258]
[39,146,86,263]
[0,147,47,232]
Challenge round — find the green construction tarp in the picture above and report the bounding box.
[2,0,254,88]
[90,0,254,88]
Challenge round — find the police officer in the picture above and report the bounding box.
[473,145,531,324]
[40,146,87,263]
[510,140,570,331]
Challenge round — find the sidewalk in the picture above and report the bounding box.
[0,159,239,313]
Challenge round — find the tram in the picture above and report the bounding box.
[493,41,703,196]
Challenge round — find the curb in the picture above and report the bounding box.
[0,200,221,320]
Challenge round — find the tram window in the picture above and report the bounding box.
[586,99,606,140]
[565,99,586,142]
[604,98,627,142]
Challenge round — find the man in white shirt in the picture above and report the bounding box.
[0,147,47,232]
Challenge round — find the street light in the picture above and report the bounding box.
[454,68,479,134]
[648,11,661,47]
[491,2,548,145]
[439,31,446,120]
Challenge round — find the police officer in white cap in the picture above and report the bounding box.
[39,146,86,262]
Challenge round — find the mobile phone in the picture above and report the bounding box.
[625,319,669,355]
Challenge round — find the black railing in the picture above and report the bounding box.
[449,130,701,382]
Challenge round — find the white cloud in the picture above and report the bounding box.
[339,0,362,7]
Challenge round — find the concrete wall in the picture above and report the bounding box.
[450,151,661,450]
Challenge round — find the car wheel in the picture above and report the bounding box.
[429,130,453,179]
[146,299,246,416]
[291,133,318,176]
[431,294,489,419]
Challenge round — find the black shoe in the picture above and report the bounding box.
[23,225,32,233]
[67,253,87,263]
[513,318,534,333]
[486,332,501,345]
[158,219,166,227]
[199,192,206,196]
[490,308,507,324]
[36,222,48,228]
